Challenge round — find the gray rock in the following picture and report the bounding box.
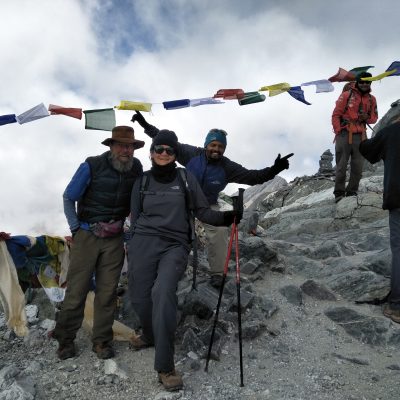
[324,307,390,345]
[279,285,303,306]
[300,280,337,301]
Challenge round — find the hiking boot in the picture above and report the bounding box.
[210,274,224,288]
[346,191,357,197]
[334,195,344,203]
[57,342,76,360]
[158,369,183,391]
[383,304,400,324]
[92,342,115,359]
[129,335,153,351]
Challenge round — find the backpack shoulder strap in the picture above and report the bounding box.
[177,168,195,211]
[139,171,151,213]
[343,89,353,114]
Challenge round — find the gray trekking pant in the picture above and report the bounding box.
[54,229,124,345]
[202,204,230,275]
[389,209,400,304]
[334,130,364,196]
[128,234,188,372]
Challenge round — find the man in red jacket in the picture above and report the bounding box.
[331,72,378,203]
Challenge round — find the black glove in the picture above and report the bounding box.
[131,111,150,129]
[271,153,294,174]
[222,210,243,226]
[131,111,159,138]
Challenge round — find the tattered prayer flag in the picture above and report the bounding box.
[287,87,311,105]
[238,92,266,106]
[48,104,82,120]
[328,67,356,82]
[259,83,291,96]
[115,101,152,112]
[301,79,334,93]
[0,114,17,126]
[84,108,116,131]
[189,97,224,107]
[16,103,50,124]
[163,99,190,110]
[213,89,245,100]
[385,61,400,76]
[361,70,397,81]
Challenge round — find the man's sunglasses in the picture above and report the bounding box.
[153,145,175,156]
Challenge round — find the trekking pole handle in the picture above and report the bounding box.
[232,188,245,216]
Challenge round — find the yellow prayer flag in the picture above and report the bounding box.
[259,82,291,96]
[115,101,152,112]
[361,70,397,81]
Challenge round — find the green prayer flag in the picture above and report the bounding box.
[84,108,116,131]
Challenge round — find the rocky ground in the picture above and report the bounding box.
[2,158,400,400]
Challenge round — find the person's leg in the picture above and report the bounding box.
[389,209,400,304]
[346,134,364,195]
[54,230,98,345]
[92,234,125,345]
[151,243,188,373]
[127,235,160,343]
[203,204,229,276]
[334,132,351,198]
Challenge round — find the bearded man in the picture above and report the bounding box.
[54,126,144,360]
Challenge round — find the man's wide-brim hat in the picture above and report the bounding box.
[102,125,145,149]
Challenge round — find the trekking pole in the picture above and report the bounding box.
[233,188,245,387]
[205,216,236,372]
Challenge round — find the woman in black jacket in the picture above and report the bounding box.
[127,130,240,391]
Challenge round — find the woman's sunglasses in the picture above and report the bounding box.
[153,145,175,156]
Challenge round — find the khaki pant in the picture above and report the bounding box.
[202,204,230,275]
[334,131,364,196]
[54,229,124,345]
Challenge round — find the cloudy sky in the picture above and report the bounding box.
[1,0,399,236]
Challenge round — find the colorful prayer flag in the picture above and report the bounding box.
[328,68,356,82]
[259,83,291,96]
[189,97,224,107]
[349,66,374,76]
[84,108,116,131]
[361,70,397,81]
[213,89,245,100]
[0,114,17,126]
[301,79,334,93]
[287,87,311,105]
[48,104,82,120]
[385,61,400,76]
[16,103,50,124]
[115,101,152,112]
[163,99,190,110]
[238,92,266,106]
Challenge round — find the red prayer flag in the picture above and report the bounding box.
[48,104,83,120]
[328,68,356,82]
[213,89,245,100]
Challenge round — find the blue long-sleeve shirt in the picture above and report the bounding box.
[63,162,91,232]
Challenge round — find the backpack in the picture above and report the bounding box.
[139,168,199,289]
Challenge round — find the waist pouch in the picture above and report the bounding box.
[90,220,123,238]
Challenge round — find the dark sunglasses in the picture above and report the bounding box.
[358,81,371,85]
[153,145,175,156]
